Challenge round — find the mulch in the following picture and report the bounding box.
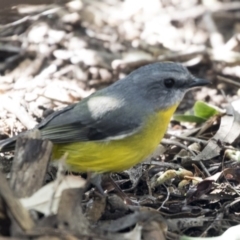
[0,0,240,239]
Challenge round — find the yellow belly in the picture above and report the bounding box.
[52,105,178,172]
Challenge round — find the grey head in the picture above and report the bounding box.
[112,62,209,111]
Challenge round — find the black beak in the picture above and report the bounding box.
[188,77,210,88]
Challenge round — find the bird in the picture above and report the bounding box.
[0,62,209,173]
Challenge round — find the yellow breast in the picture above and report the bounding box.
[52,104,178,172]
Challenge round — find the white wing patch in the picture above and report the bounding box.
[103,131,138,141]
[87,95,124,120]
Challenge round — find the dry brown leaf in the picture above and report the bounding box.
[194,99,240,161]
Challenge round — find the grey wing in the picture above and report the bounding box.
[39,97,142,143]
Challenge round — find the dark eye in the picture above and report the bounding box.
[164,78,175,88]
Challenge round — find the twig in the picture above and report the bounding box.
[112,46,207,70]
[161,138,196,156]
[161,139,211,177]
[199,161,211,177]
[170,2,240,21]
[146,171,152,196]
[224,34,240,51]
[166,133,208,145]
[0,16,29,29]
[157,184,170,211]
[202,11,224,48]
[148,161,182,170]
[0,7,61,30]
[217,75,240,88]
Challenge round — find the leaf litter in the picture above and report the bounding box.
[0,0,240,239]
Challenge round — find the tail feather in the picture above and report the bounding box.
[0,136,18,152]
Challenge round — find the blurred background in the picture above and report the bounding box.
[1,0,240,135]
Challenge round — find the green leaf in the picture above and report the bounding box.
[173,101,223,124]
[173,114,206,123]
[194,101,220,119]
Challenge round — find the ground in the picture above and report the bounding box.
[0,0,240,239]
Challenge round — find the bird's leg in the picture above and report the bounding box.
[87,173,138,205]
[89,173,127,198]
[87,172,106,195]
[108,174,138,206]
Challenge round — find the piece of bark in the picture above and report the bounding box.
[0,171,35,231]
[57,188,90,236]
[10,129,53,198]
